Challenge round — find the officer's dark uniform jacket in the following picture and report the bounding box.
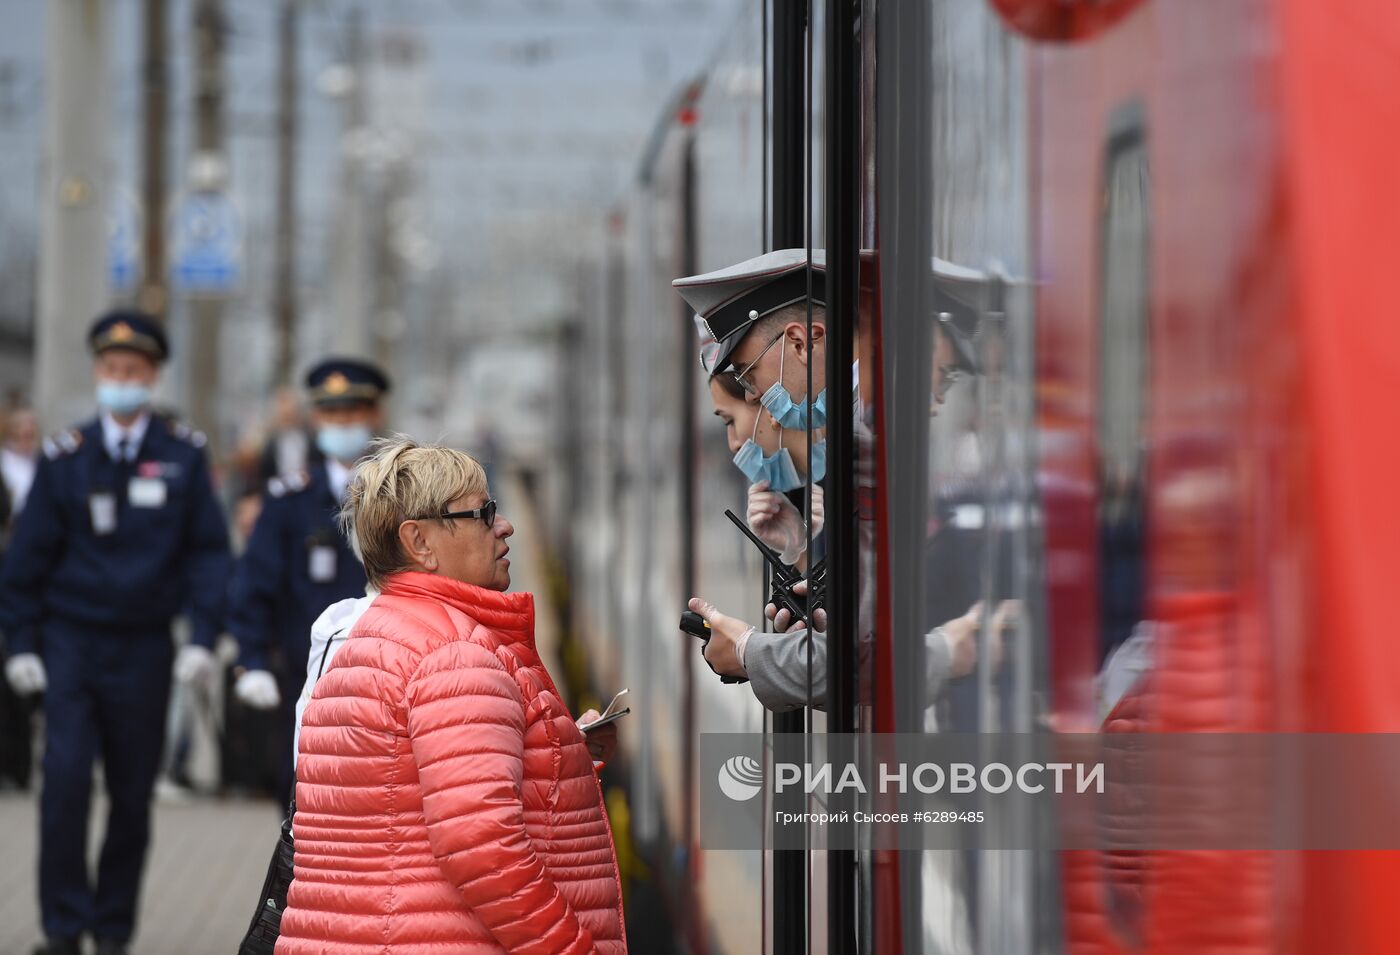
[227,462,365,683]
[0,412,231,944]
[0,415,230,653]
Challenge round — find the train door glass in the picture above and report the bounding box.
[1093,107,1152,945]
[1095,110,1150,692]
[875,0,1049,950]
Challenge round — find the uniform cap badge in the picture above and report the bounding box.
[324,372,351,395]
[110,322,134,343]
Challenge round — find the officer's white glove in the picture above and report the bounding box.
[747,481,825,565]
[174,644,217,688]
[234,669,281,710]
[4,653,47,696]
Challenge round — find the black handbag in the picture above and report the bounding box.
[237,798,296,955]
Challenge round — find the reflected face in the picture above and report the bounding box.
[93,349,158,387]
[710,377,780,455]
[420,490,515,591]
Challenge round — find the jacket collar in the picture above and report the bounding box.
[100,411,151,461]
[381,571,535,647]
[83,415,163,461]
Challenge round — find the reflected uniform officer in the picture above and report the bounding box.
[225,359,389,802]
[0,311,231,955]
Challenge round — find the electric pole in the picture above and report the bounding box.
[330,6,371,358]
[273,0,299,385]
[35,0,109,429]
[139,0,168,318]
[187,0,226,453]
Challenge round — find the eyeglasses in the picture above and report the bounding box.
[728,330,785,398]
[422,499,498,527]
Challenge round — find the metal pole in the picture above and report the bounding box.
[139,0,168,318]
[272,0,299,386]
[825,0,859,950]
[35,0,108,429]
[876,0,933,949]
[677,122,703,955]
[187,0,225,454]
[771,2,808,954]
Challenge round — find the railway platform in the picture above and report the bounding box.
[0,791,278,955]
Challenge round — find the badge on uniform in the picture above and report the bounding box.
[139,460,182,480]
[128,476,168,509]
[307,529,338,583]
[89,491,118,535]
[308,547,337,582]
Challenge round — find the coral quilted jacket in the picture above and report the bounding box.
[276,572,627,954]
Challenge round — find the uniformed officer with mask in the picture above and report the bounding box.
[0,309,231,955]
[225,358,388,804]
[674,250,833,706]
[676,251,991,711]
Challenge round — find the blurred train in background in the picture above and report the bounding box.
[518,0,1400,952]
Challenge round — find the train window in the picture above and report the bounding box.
[1097,107,1150,668]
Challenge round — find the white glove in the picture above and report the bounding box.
[747,481,825,565]
[174,644,217,688]
[235,669,281,710]
[4,653,47,696]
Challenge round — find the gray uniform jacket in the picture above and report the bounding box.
[744,625,955,712]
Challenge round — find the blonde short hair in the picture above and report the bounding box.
[339,435,489,589]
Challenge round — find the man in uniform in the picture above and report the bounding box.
[225,358,389,804]
[672,250,834,708]
[0,310,231,955]
[676,251,988,711]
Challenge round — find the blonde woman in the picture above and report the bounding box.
[277,437,626,954]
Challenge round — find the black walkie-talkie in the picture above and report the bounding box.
[724,509,823,620]
[679,610,748,684]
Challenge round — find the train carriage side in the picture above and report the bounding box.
[1007,0,1400,951]
[567,4,777,951]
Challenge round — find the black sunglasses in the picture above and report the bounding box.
[422,499,497,527]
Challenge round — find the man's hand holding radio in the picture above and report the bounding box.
[767,578,826,634]
[686,597,756,679]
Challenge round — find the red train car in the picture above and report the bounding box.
[1007,0,1400,951]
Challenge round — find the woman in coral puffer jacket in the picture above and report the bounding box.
[276,437,627,954]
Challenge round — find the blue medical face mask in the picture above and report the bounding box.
[732,410,804,492]
[759,339,827,431]
[317,424,372,462]
[733,439,804,492]
[96,380,151,416]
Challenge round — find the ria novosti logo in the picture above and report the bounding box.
[718,755,764,801]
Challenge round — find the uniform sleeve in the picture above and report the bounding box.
[225,493,288,671]
[924,626,954,698]
[181,447,231,649]
[0,456,67,655]
[744,627,828,712]
[406,646,595,955]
